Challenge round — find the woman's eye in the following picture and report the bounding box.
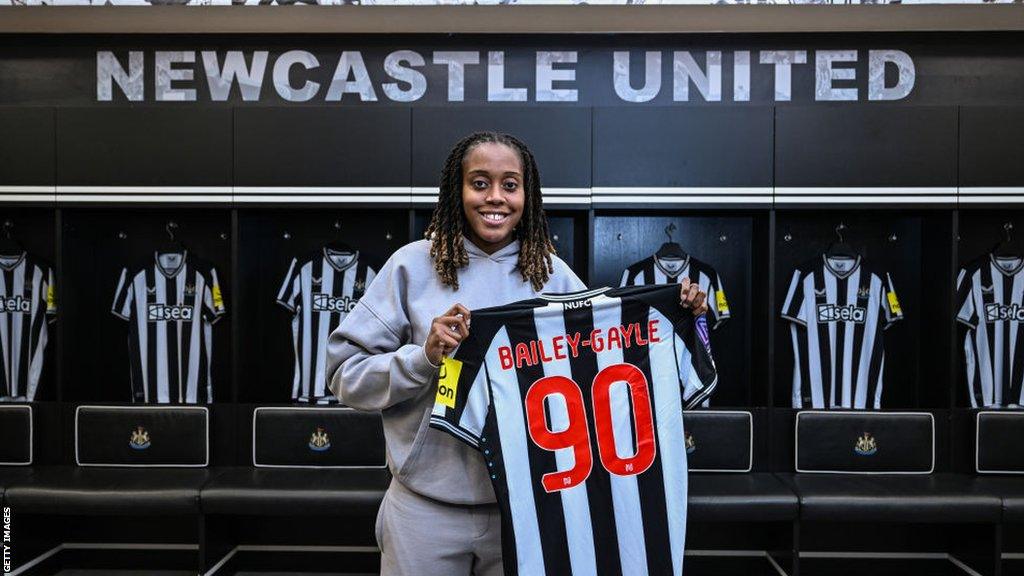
[472,180,488,189]
[503,181,519,191]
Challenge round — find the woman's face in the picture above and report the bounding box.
[461,142,526,254]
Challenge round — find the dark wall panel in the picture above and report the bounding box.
[775,106,957,187]
[235,107,411,187]
[593,107,773,188]
[411,107,590,189]
[0,107,55,186]
[960,106,1024,187]
[56,107,232,186]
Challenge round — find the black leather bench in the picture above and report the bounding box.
[4,465,218,515]
[778,473,1003,523]
[200,467,390,516]
[689,473,798,523]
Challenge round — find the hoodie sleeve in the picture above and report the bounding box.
[326,252,439,411]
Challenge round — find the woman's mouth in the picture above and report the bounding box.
[480,212,510,226]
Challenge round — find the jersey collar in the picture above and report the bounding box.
[323,247,359,272]
[539,286,611,302]
[0,251,26,272]
[991,253,1024,277]
[822,253,860,280]
[154,250,187,278]
[653,254,689,279]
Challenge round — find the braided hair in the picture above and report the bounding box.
[424,131,556,292]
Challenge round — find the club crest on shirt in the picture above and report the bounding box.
[129,425,151,450]
[184,283,196,296]
[854,432,877,456]
[684,431,696,454]
[354,279,365,293]
[308,426,331,452]
[857,286,870,300]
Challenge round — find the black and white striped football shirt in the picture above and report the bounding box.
[112,251,225,404]
[619,255,730,330]
[957,253,1024,408]
[781,255,903,409]
[277,248,376,404]
[430,284,717,576]
[0,252,56,401]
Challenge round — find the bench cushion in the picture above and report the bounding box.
[779,473,1002,523]
[688,473,798,522]
[200,467,389,516]
[973,477,1024,523]
[4,465,215,515]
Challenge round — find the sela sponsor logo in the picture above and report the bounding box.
[817,303,865,323]
[0,296,31,314]
[985,303,1024,323]
[147,303,194,322]
[312,293,358,313]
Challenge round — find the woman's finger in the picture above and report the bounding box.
[437,315,470,339]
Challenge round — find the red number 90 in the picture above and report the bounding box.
[524,363,657,493]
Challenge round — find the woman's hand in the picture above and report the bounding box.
[679,277,709,316]
[424,303,472,366]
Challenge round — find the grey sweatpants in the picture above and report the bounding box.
[376,478,504,576]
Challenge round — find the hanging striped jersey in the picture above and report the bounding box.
[430,284,717,576]
[277,247,375,404]
[112,251,226,404]
[781,255,903,410]
[620,254,729,408]
[0,252,56,402]
[619,255,730,330]
[957,253,1024,408]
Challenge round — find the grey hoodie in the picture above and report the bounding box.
[326,237,586,504]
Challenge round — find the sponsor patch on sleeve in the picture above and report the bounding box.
[715,289,729,314]
[887,290,902,315]
[436,356,462,410]
[212,284,224,309]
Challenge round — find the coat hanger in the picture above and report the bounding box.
[826,222,857,259]
[993,222,1022,258]
[655,223,687,260]
[157,221,186,254]
[325,220,355,254]
[0,220,24,255]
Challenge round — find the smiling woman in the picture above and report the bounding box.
[325,131,707,576]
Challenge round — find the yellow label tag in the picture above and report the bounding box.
[715,290,729,314]
[212,284,224,309]
[46,284,56,310]
[436,356,462,410]
[887,291,902,315]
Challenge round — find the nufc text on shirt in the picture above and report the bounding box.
[957,253,1024,408]
[781,255,903,410]
[430,284,717,576]
[0,252,56,402]
[277,247,375,404]
[112,251,226,404]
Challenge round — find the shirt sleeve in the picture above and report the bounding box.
[956,267,977,328]
[111,267,133,321]
[276,257,301,312]
[675,314,718,410]
[881,272,903,329]
[780,269,807,326]
[203,267,227,323]
[45,266,57,323]
[707,269,731,329]
[428,331,490,450]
